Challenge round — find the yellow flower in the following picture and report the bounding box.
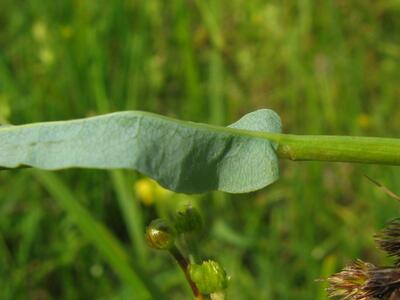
[134,178,171,206]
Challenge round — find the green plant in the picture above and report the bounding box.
[1,108,399,299]
[1,109,399,189]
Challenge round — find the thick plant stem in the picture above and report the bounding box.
[169,246,204,300]
[122,112,400,166]
[197,122,400,165]
[273,134,400,165]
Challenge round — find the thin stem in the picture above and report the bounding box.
[365,175,400,201]
[169,246,204,300]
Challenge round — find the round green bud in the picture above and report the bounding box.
[174,205,203,234]
[145,218,175,250]
[188,260,228,294]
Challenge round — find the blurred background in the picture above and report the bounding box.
[0,0,399,299]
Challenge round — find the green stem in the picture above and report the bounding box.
[170,114,400,165]
[199,121,400,164]
[272,134,400,165]
[169,246,204,300]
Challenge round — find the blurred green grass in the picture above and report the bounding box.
[0,0,399,299]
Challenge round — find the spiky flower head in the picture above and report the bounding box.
[326,260,400,299]
[325,178,400,299]
[375,218,400,266]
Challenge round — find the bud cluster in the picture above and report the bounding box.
[145,203,228,297]
[145,205,203,251]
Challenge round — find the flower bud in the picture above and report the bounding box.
[145,218,175,250]
[174,205,203,234]
[188,260,227,294]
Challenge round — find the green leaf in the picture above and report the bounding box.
[0,109,281,193]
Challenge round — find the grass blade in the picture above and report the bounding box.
[34,170,164,299]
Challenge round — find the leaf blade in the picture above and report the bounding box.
[0,109,281,193]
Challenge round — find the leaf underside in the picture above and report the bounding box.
[0,109,281,194]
